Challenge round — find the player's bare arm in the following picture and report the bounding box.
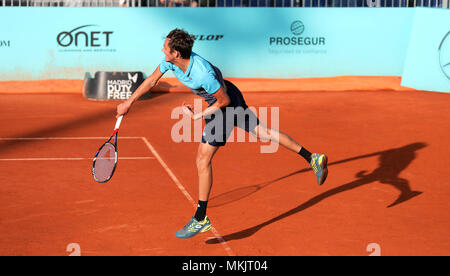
[116,65,164,118]
[183,86,231,120]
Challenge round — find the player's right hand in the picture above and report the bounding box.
[116,100,132,118]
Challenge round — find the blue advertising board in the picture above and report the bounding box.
[0,7,448,92]
[0,8,413,79]
[402,8,450,93]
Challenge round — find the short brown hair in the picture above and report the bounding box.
[166,29,194,59]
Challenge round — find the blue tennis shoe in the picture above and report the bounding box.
[175,216,212,239]
[310,153,328,186]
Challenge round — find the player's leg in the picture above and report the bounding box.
[223,77,328,185]
[253,124,302,154]
[175,110,229,239]
[250,121,328,186]
[175,142,218,239]
[196,142,219,212]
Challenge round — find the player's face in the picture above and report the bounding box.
[162,38,178,62]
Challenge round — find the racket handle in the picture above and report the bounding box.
[115,115,124,130]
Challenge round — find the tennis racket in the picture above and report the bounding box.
[92,115,124,183]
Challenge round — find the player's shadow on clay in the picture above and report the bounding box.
[206,142,426,244]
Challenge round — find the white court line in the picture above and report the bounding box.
[0,137,143,140]
[0,137,155,161]
[0,157,155,161]
[1,136,234,255]
[140,137,235,257]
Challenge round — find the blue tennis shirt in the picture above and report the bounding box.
[159,52,223,105]
[160,52,246,107]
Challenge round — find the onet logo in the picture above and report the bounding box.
[290,21,305,36]
[438,30,450,81]
[57,25,113,47]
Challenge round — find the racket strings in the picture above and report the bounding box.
[93,143,117,182]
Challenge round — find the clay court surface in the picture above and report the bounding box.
[1,82,449,256]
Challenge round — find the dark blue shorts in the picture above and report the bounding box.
[201,105,260,147]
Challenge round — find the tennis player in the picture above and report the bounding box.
[116,29,328,239]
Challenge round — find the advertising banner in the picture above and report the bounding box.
[401,8,450,93]
[0,7,413,80]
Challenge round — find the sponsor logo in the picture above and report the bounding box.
[438,30,450,81]
[107,73,141,100]
[269,36,326,47]
[0,40,11,47]
[268,20,327,56]
[57,25,115,52]
[192,34,224,41]
[269,20,326,47]
[128,73,138,83]
[160,34,224,42]
[290,21,305,36]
